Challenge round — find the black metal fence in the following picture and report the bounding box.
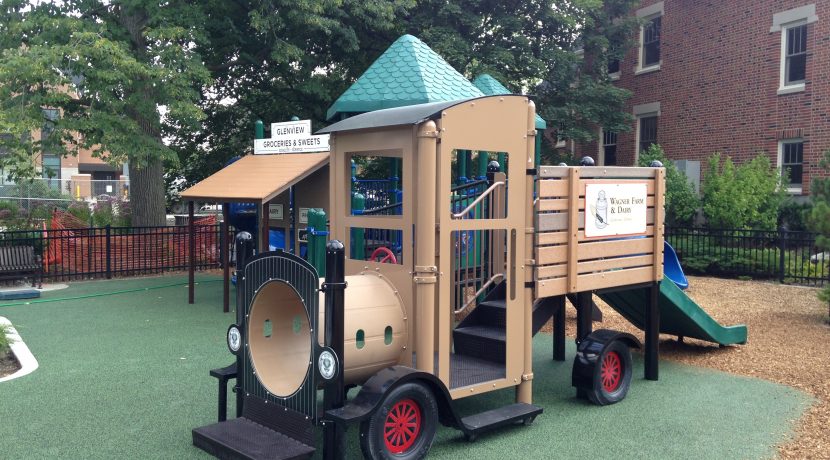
[665,226,829,287]
[0,224,225,282]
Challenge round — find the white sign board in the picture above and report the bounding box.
[270,120,311,139]
[584,183,648,238]
[255,119,329,154]
[254,135,329,154]
[269,204,283,220]
[299,208,309,224]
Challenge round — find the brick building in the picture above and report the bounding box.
[577,1,829,196]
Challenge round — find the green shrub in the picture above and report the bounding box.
[92,198,114,227]
[637,144,700,226]
[807,151,830,307]
[0,323,14,354]
[67,201,92,224]
[778,199,813,231]
[702,153,787,230]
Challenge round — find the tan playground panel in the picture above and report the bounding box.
[534,166,665,298]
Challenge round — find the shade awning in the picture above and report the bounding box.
[180,152,329,203]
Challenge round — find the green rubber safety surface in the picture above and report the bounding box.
[0,275,811,459]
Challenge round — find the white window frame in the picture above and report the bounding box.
[635,2,664,75]
[598,128,618,166]
[633,102,660,163]
[777,139,804,194]
[771,5,818,95]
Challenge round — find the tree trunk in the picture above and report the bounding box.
[129,158,167,227]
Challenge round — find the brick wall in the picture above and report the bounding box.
[577,0,830,195]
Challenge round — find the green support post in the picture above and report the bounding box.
[458,150,469,184]
[498,152,506,172]
[307,208,328,276]
[477,151,488,180]
[391,157,400,191]
[351,192,365,260]
[535,133,542,169]
[255,120,264,139]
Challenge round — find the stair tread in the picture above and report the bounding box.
[454,325,506,341]
[461,403,543,432]
[193,417,315,460]
[478,299,506,308]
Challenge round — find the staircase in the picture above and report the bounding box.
[453,282,556,363]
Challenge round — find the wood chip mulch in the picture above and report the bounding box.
[541,276,830,459]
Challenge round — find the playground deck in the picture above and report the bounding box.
[0,275,816,459]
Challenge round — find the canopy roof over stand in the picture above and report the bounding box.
[181,153,329,203]
[180,152,330,311]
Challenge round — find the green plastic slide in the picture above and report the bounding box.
[597,276,748,346]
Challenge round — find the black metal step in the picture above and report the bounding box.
[460,403,543,441]
[193,396,315,460]
[472,299,508,327]
[193,418,315,460]
[453,325,505,362]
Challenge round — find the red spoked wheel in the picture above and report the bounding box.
[369,247,398,264]
[360,383,437,460]
[587,340,632,406]
[600,351,622,393]
[383,399,422,454]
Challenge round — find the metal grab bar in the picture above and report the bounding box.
[454,273,505,314]
[452,181,505,219]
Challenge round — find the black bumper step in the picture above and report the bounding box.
[460,403,543,441]
[193,396,315,460]
[193,418,315,460]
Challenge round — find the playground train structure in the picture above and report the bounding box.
[191,95,747,460]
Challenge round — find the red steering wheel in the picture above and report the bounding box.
[369,247,398,264]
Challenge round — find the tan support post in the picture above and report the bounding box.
[414,121,439,373]
[517,100,536,404]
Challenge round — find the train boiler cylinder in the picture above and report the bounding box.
[246,270,407,397]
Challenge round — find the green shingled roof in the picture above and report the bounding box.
[472,74,547,129]
[326,35,484,121]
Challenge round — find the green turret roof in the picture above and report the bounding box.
[326,35,484,121]
[472,74,547,129]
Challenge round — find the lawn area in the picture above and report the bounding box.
[0,275,812,459]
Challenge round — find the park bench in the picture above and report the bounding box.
[0,246,43,288]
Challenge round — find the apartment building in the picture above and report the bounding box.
[577,1,828,195]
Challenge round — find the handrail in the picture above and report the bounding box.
[451,179,488,193]
[361,201,403,215]
[452,181,505,219]
[454,273,505,314]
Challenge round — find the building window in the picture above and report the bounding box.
[602,130,617,166]
[607,58,620,79]
[642,16,661,68]
[771,5,818,94]
[638,116,658,154]
[779,139,803,192]
[783,23,807,87]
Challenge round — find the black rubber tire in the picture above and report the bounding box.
[359,382,438,460]
[586,340,633,406]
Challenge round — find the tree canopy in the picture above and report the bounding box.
[1,0,642,214]
[171,0,641,187]
[0,0,211,225]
